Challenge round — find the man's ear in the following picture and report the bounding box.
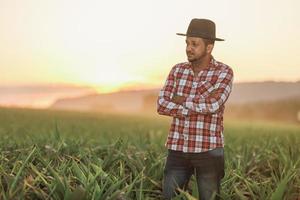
[206,44,214,54]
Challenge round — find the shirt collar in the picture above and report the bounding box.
[188,55,216,72]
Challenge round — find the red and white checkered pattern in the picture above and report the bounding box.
[157,57,234,153]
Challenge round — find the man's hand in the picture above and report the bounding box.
[172,95,186,105]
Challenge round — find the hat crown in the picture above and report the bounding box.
[187,19,216,39]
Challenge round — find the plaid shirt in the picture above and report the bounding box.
[157,57,234,153]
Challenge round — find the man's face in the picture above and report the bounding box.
[185,37,208,63]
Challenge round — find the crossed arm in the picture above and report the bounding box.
[157,65,234,117]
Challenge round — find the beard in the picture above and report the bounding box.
[186,50,207,63]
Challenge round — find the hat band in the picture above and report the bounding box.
[187,33,215,40]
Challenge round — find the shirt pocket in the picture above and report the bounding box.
[196,81,215,97]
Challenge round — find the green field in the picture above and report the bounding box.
[0,107,299,200]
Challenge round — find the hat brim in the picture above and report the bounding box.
[176,33,225,41]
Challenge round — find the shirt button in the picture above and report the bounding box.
[184,135,188,140]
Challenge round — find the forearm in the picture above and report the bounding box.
[157,95,189,118]
[183,68,233,114]
[183,94,225,114]
[183,83,232,114]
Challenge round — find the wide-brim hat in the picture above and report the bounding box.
[177,18,224,41]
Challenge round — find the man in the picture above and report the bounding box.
[157,18,234,200]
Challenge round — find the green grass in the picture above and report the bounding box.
[0,107,299,199]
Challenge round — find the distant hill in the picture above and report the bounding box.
[50,89,159,113]
[228,81,300,104]
[0,84,96,108]
[50,81,300,114]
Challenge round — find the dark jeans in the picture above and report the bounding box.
[162,147,225,200]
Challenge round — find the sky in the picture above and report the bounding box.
[1,0,300,93]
